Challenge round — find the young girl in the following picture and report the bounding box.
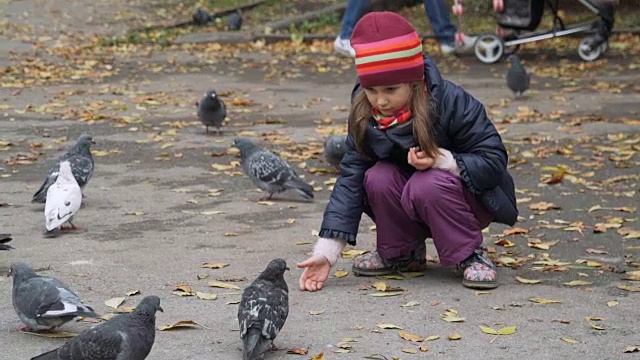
[298,11,518,291]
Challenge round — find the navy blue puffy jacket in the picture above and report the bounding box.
[319,56,518,245]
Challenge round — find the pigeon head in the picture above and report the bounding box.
[7,262,36,280]
[232,137,262,159]
[258,258,289,283]
[201,90,222,109]
[133,295,164,316]
[507,55,522,66]
[75,134,95,152]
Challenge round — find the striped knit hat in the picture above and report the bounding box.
[351,12,424,87]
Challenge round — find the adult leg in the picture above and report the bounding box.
[422,0,477,54]
[339,0,370,39]
[353,162,429,275]
[401,169,497,288]
[423,0,457,46]
[334,0,369,57]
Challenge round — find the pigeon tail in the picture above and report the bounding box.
[32,181,50,203]
[39,303,98,319]
[30,349,58,360]
[284,178,314,200]
[242,328,270,360]
[0,234,12,250]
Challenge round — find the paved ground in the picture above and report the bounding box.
[1,1,639,359]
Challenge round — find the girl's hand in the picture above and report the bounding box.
[297,255,331,292]
[408,147,435,170]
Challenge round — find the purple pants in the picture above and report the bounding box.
[364,162,492,266]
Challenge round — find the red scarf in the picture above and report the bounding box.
[372,107,412,130]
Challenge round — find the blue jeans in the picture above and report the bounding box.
[338,0,458,46]
[339,0,370,39]
[423,0,458,46]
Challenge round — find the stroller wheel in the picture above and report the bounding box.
[474,34,504,64]
[578,36,607,62]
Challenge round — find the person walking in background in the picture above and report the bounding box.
[334,0,478,57]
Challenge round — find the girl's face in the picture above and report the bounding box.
[363,83,411,116]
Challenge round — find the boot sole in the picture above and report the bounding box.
[462,279,498,290]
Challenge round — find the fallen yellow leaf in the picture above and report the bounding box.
[529,297,561,304]
[208,281,240,290]
[516,276,542,284]
[201,263,229,269]
[377,323,403,330]
[561,337,579,344]
[158,320,209,331]
[448,333,462,340]
[195,291,218,300]
[563,280,593,286]
[399,330,424,342]
[104,297,125,309]
[20,331,78,338]
[334,269,349,278]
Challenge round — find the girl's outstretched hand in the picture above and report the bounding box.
[408,147,435,170]
[297,255,331,292]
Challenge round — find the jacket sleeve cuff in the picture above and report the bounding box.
[434,148,461,177]
[313,237,347,266]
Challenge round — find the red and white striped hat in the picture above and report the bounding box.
[351,12,425,88]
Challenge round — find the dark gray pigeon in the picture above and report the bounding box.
[32,134,95,204]
[227,10,243,31]
[31,295,163,360]
[232,138,314,201]
[506,54,531,98]
[0,233,13,250]
[238,259,289,360]
[192,8,212,26]
[197,90,227,135]
[9,262,98,332]
[324,135,347,168]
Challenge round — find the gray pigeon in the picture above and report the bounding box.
[192,8,212,26]
[506,54,531,98]
[232,137,314,201]
[238,259,289,360]
[9,262,98,332]
[31,295,163,360]
[197,90,227,135]
[324,135,347,168]
[0,233,12,250]
[32,134,95,204]
[227,10,243,31]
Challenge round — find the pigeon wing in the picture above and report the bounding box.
[69,154,94,188]
[238,280,288,341]
[45,177,82,230]
[56,321,126,360]
[249,152,296,186]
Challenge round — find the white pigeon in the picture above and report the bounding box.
[44,161,82,236]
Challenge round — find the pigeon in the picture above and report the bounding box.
[238,259,289,360]
[227,10,243,31]
[506,54,531,99]
[44,160,82,237]
[9,262,98,332]
[32,134,95,204]
[323,135,347,168]
[0,233,13,250]
[197,90,227,135]
[232,137,314,201]
[31,295,163,360]
[192,8,212,26]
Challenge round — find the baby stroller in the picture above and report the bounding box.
[473,0,615,63]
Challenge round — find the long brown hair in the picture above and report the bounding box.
[349,81,440,159]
